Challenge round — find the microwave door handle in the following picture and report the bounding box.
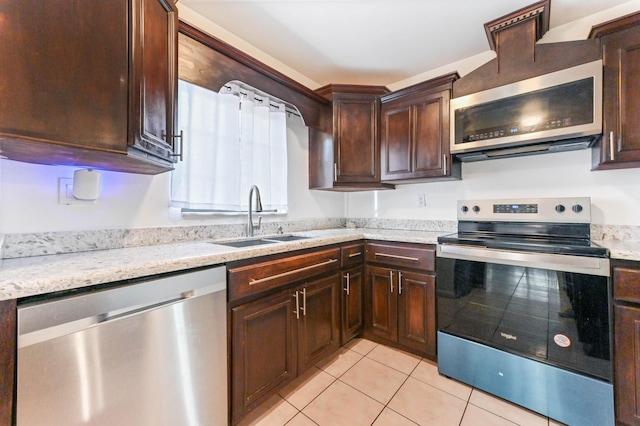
[437,244,610,277]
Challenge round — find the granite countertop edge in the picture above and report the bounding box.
[0,228,447,302]
[1,228,638,303]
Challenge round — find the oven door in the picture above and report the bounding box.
[436,243,612,381]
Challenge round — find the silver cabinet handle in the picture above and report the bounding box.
[398,271,403,295]
[443,154,447,175]
[169,130,185,162]
[249,259,338,285]
[348,252,362,258]
[389,270,394,293]
[375,252,420,262]
[301,287,306,316]
[609,131,615,161]
[344,273,350,295]
[293,291,300,320]
[334,163,338,181]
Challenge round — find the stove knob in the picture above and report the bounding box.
[472,205,480,213]
[572,204,583,213]
[461,205,469,213]
[555,204,565,213]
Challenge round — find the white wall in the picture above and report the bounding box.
[346,149,640,225]
[0,117,345,233]
[3,2,640,234]
[347,1,640,227]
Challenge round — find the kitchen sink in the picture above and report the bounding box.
[213,235,311,248]
[262,235,311,242]
[216,239,278,248]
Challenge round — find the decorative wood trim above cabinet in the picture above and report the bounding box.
[483,0,550,52]
[454,0,600,97]
[177,21,331,132]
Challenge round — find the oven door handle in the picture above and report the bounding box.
[437,244,610,276]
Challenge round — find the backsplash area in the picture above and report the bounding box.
[4,218,636,260]
[1,218,460,259]
[1,218,345,259]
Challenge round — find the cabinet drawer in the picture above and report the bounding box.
[365,242,435,271]
[341,243,365,268]
[614,266,640,304]
[228,248,341,302]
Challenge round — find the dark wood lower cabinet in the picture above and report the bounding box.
[613,262,640,425]
[341,265,364,344]
[365,265,436,357]
[367,265,399,342]
[614,304,640,425]
[364,242,437,359]
[397,271,436,355]
[296,274,341,373]
[231,291,296,424]
[0,299,16,426]
[229,270,340,424]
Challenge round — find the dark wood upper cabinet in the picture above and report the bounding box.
[590,12,640,170]
[0,0,178,174]
[310,85,395,191]
[380,73,460,182]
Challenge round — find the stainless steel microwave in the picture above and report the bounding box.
[450,60,603,161]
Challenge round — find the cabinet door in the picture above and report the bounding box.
[614,304,640,425]
[398,271,436,356]
[0,0,129,152]
[597,24,640,169]
[342,266,364,344]
[381,91,450,181]
[381,104,412,178]
[334,93,381,183]
[130,0,178,162]
[297,274,341,373]
[0,300,16,426]
[231,292,296,424]
[412,91,450,178]
[365,265,398,342]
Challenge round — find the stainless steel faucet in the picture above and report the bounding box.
[247,185,263,237]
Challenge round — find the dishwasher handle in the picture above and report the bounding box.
[18,266,227,348]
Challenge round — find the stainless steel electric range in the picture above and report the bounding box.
[436,197,613,426]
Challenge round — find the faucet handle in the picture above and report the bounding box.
[255,216,262,231]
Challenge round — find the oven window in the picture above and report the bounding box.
[436,258,611,381]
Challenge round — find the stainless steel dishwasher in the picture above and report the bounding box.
[16,266,228,426]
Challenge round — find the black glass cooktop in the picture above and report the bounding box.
[438,221,609,258]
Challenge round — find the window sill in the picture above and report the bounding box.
[180,208,287,217]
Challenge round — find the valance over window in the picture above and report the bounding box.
[171,80,288,212]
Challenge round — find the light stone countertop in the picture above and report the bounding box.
[595,239,640,262]
[2,227,639,303]
[0,228,448,302]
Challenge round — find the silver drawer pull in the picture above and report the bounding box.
[609,131,615,161]
[249,258,338,285]
[348,251,362,258]
[375,252,420,262]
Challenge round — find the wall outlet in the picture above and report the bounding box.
[417,193,426,208]
[58,177,96,205]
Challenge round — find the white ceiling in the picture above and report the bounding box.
[180,0,631,87]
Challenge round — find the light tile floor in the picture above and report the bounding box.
[238,338,567,426]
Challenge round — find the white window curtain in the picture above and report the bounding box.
[171,80,288,212]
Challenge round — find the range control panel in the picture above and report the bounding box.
[457,197,591,223]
